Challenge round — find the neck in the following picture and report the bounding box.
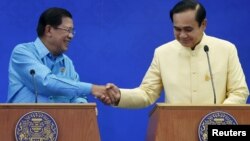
[40,37,60,56]
[191,34,204,50]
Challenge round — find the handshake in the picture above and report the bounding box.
[91,83,121,105]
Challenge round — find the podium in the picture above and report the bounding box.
[146,103,250,141]
[0,103,100,141]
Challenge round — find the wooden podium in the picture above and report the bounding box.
[0,103,100,141]
[146,103,250,141]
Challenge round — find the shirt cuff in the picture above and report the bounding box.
[77,82,92,96]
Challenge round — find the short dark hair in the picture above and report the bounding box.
[36,7,72,37]
[170,0,206,26]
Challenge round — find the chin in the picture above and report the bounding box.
[63,46,68,51]
[179,40,191,47]
[181,43,192,48]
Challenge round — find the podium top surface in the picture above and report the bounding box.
[149,103,250,116]
[0,103,97,109]
[156,103,250,107]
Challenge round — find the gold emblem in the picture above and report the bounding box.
[205,73,210,81]
[15,111,58,141]
[198,111,237,141]
[60,67,65,73]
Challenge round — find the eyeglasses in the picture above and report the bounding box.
[54,27,76,36]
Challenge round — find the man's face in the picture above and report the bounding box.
[50,17,74,55]
[173,9,206,48]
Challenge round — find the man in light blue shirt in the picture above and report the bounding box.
[8,7,111,103]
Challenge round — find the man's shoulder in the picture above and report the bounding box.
[10,41,38,62]
[204,35,237,55]
[155,40,179,52]
[206,35,235,47]
[13,41,35,52]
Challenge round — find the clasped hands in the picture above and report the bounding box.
[92,83,121,105]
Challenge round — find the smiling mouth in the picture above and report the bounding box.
[181,38,192,43]
[65,40,71,44]
[65,39,71,43]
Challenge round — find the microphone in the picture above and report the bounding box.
[30,69,38,103]
[204,45,216,104]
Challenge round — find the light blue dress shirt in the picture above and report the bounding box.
[8,38,92,103]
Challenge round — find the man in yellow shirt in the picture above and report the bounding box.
[103,0,249,108]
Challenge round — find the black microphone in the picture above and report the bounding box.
[204,45,216,104]
[30,69,38,103]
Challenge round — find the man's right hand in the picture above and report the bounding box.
[105,83,121,106]
[91,84,121,105]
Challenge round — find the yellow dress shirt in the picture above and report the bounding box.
[118,34,249,108]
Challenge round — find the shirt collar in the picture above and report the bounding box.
[34,37,50,59]
[178,33,208,56]
[34,37,65,62]
[194,33,208,51]
[179,33,207,52]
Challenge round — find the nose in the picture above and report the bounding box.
[68,32,74,39]
[179,31,188,38]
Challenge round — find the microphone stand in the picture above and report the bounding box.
[204,45,216,104]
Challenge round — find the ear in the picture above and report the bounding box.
[202,19,207,30]
[44,25,53,37]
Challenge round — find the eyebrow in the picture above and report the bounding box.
[173,26,193,29]
[60,25,74,29]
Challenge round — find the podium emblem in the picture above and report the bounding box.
[198,111,237,141]
[15,111,58,141]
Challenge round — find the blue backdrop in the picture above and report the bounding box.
[1,0,250,141]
